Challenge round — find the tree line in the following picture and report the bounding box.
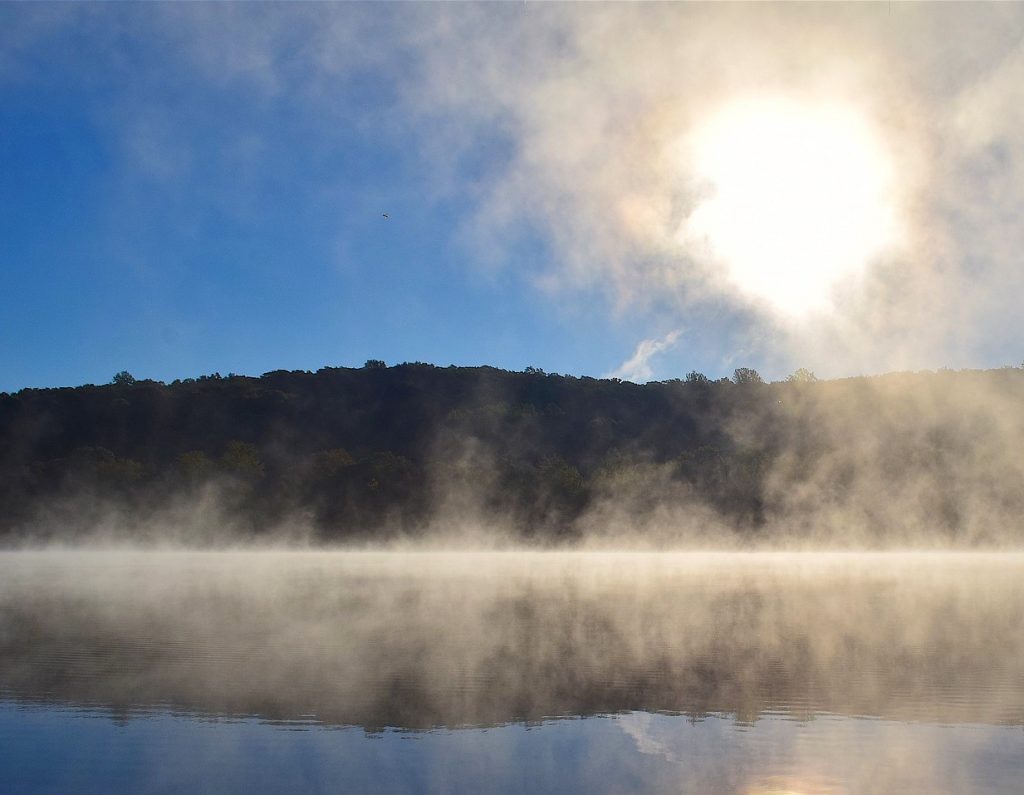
[1,362,1022,544]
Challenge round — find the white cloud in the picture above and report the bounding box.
[607,329,682,383]
[400,4,1024,375]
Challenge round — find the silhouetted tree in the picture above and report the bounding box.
[733,368,763,385]
[786,368,818,383]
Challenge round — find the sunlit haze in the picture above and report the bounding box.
[680,98,901,315]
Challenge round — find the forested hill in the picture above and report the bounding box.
[2,363,1024,545]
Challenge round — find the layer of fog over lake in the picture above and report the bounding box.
[2,548,1023,794]
[8,2,1024,791]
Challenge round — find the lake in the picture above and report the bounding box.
[1,550,1023,794]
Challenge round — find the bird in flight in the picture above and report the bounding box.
[382,213,389,219]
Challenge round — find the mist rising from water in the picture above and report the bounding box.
[3,549,1022,730]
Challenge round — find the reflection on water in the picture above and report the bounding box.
[1,550,1023,793]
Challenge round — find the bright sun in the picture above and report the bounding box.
[678,97,901,315]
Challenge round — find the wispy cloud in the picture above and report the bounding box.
[607,329,682,383]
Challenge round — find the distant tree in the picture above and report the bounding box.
[65,446,141,487]
[311,448,356,479]
[178,450,214,481]
[524,366,546,375]
[364,359,387,369]
[733,367,763,385]
[221,441,264,479]
[111,371,136,386]
[685,371,710,384]
[786,368,818,383]
[537,455,587,517]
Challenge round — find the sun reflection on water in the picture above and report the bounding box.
[747,774,846,795]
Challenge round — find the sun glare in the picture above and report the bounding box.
[678,97,901,315]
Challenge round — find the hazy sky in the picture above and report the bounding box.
[3,3,1023,391]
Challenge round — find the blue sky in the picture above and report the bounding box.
[2,4,1023,391]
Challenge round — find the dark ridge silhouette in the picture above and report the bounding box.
[1,362,1023,544]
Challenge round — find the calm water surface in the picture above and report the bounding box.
[1,550,1023,794]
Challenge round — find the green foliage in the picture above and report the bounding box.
[62,447,142,488]
[221,441,264,479]
[364,359,387,369]
[112,371,136,386]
